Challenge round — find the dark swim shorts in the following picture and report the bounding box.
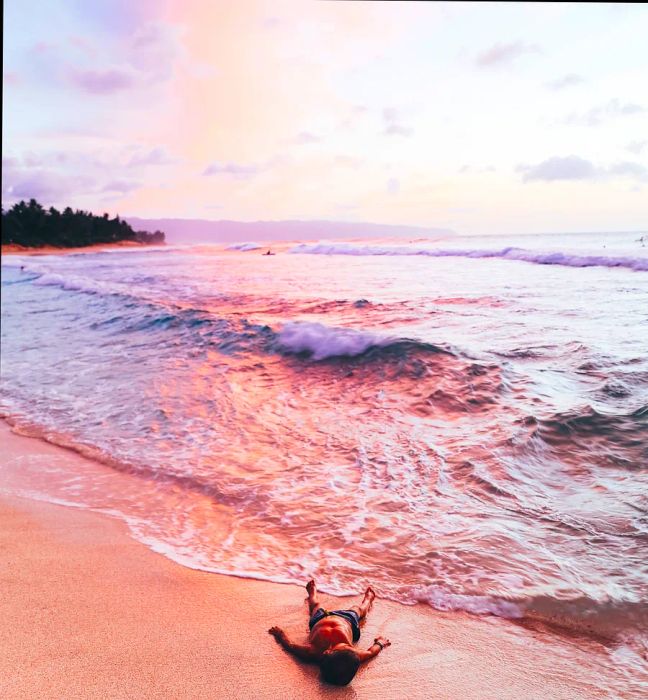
[309,608,361,642]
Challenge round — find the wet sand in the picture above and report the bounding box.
[0,423,629,699]
[1,241,149,256]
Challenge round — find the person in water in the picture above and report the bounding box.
[268,579,391,686]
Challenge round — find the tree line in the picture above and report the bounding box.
[1,199,165,248]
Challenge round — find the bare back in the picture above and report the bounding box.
[309,616,354,654]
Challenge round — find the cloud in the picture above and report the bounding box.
[102,180,141,193]
[293,131,320,145]
[128,147,176,167]
[387,177,400,195]
[607,162,648,182]
[382,108,413,137]
[126,22,180,82]
[626,140,647,155]
[2,167,95,203]
[545,74,584,90]
[476,42,540,68]
[1,150,152,206]
[203,162,258,178]
[518,156,648,183]
[70,68,136,94]
[566,98,645,126]
[518,156,597,182]
[61,22,179,96]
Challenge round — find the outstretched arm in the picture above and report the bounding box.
[268,626,317,662]
[356,636,391,663]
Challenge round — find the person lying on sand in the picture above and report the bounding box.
[268,579,391,686]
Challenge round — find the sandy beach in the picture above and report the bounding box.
[0,422,634,700]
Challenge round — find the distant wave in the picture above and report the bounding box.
[289,243,648,272]
[226,242,261,251]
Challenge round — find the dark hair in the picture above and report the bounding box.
[320,649,361,686]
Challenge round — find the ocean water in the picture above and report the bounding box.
[2,231,648,690]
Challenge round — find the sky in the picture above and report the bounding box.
[3,1,648,235]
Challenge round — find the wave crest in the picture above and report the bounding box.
[226,242,261,251]
[289,242,648,272]
[277,321,395,360]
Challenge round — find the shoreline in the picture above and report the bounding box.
[0,422,640,698]
[1,241,159,257]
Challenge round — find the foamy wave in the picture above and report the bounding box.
[277,321,395,360]
[289,243,648,272]
[403,584,524,618]
[9,261,153,300]
[402,585,648,643]
[226,242,261,251]
[33,271,128,296]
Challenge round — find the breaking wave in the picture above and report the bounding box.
[226,242,262,251]
[277,321,395,360]
[290,242,648,272]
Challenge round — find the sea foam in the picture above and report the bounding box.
[289,242,648,271]
[403,584,524,618]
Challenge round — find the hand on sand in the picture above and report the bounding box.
[375,636,391,649]
[268,626,286,641]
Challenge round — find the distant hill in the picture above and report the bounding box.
[125,217,455,244]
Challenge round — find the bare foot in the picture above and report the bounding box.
[306,579,316,596]
[363,585,376,603]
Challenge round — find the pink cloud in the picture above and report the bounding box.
[102,180,141,193]
[203,162,258,178]
[32,41,55,54]
[70,68,135,94]
[127,23,179,82]
[128,147,176,167]
[2,166,96,203]
[476,42,540,68]
[3,71,20,86]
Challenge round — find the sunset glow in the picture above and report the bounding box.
[3,1,647,234]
